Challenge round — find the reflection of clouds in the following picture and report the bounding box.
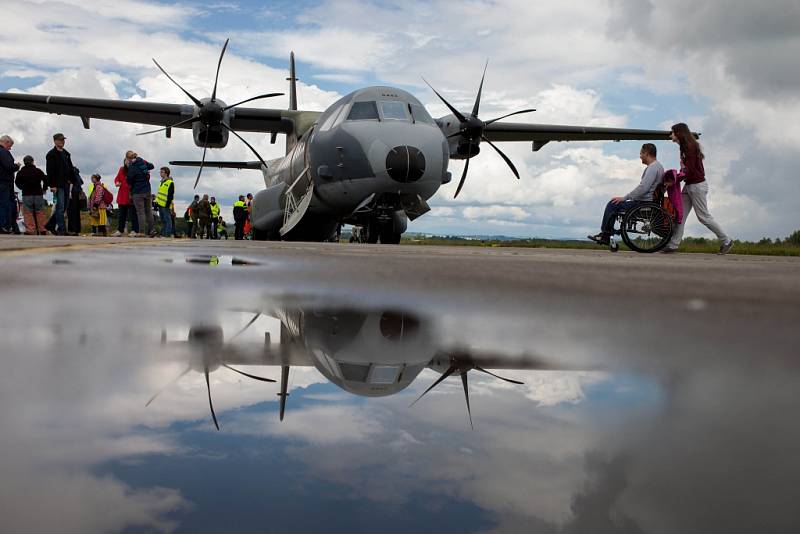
[0,468,187,534]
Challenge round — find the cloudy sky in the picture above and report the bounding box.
[1,0,798,239]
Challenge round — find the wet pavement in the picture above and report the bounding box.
[0,237,799,533]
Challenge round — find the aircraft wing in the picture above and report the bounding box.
[0,92,313,134]
[483,122,675,150]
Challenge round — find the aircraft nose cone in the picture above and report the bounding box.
[386,145,426,183]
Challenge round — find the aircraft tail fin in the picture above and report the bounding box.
[286,52,298,155]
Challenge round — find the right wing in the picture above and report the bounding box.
[484,122,675,150]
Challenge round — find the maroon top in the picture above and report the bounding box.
[681,148,705,185]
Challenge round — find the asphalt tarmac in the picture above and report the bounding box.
[2,235,799,533]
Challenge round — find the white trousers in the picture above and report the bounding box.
[668,181,729,248]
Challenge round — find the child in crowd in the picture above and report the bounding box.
[89,173,111,236]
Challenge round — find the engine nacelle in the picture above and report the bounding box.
[192,122,229,149]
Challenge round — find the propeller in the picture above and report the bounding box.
[141,38,283,189]
[424,62,536,198]
[410,361,524,429]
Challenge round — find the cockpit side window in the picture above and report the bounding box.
[347,101,379,121]
[319,104,345,132]
[409,103,435,125]
[380,100,409,121]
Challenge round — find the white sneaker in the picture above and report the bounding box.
[111,230,122,237]
[129,232,138,238]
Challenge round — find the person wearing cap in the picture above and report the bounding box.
[0,135,20,234]
[45,133,75,235]
[14,155,48,234]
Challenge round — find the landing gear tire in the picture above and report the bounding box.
[366,223,379,244]
[379,229,401,244]
[252,227,278,241]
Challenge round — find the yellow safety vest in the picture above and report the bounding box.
[210,203,220,218]
[234,200,246,209]
[155,179,173,208]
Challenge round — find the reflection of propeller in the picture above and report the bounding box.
[410,362,524,429]
[424,62,535,198]
[146,317,276,431]
[140,38,282,188]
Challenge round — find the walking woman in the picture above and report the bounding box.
[664,123,734,254]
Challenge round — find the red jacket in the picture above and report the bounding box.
[114,166,132,205]
[681,148,705,185]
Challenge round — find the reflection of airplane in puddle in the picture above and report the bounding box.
[150,307,566,429]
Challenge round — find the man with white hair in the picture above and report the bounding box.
[0,135,21,234]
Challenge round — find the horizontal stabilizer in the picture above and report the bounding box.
[169,160,264,170]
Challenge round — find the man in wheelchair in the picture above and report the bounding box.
[588,143,664,246]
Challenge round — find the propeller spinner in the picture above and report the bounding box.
[424,62,536,198]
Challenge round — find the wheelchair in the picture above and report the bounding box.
[607,184,676,253]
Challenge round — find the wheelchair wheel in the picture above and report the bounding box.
[620,203,673,253]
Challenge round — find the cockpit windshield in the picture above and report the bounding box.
[380,101,408,121]
[347,101,379,121]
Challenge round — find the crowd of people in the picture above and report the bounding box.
[0,132,255,239]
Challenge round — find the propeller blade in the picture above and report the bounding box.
[145,366,191,407]
[193,141,209,189]
[222,363,276,383]
[410,364,457,407]
[222,93,284,111]
[422,77,466,123]
[136,115,198,137]
[278,365,290,421]
[483,108,537,126]
[481,135,520,179]
[220,123,268,169]
[229,312,261,342]
[474,365,524,384]
[461,371,473,430]
[205,365,220,431]
[454,156,470,199]
[152,58,203,107]
[211,38,230,102]
[454,141,477,199]
[472,60,489,117]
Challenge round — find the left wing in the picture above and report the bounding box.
[0,92,313,134]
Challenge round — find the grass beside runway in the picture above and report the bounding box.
[399,232,800,256]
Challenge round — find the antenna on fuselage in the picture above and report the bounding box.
[286,51,299,154]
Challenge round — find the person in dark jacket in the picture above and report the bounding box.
[233,195,247,240]
[0,135,20,234]
[664,123,733,254]
[125,150,156,237]
[195,194,212,239]
[44,133,74,235]
[14,155,49,234]
[67,167,84,235]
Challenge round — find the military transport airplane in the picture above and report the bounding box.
[0,39,677,243]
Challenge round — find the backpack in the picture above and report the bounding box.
[102,185,113,205]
